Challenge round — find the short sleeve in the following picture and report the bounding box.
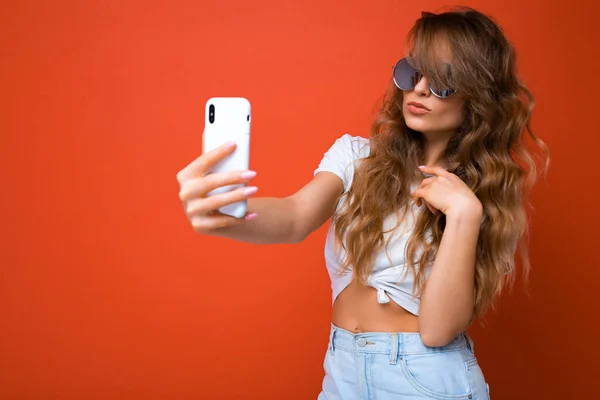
[313,134,370,193]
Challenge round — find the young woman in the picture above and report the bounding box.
[177,7,548,399]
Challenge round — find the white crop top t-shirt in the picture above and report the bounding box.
[313,133,436,316]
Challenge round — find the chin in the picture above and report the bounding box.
[403,114,429,133]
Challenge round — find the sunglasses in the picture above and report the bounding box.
[392,57,458,98]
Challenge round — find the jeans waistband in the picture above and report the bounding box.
[327,323,473,359]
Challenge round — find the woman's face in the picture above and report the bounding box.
[402,71,466,136]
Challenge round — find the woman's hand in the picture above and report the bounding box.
[176,142,258,234]
[412,165,482,218]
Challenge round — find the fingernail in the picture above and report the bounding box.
[240,171,257,180]
[418,165,425,170]
[244,186,258,196]
[245,213,258,221]
[224,141,236,149]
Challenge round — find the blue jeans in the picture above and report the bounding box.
[318,323,491,399]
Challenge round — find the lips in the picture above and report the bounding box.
[407,101,431,111]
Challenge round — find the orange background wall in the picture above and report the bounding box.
[2,1,598,399]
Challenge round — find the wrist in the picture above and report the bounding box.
[446,201,483,223]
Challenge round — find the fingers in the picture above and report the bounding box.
[418,165,449,177]
[418,176,436,189]
[176,143,260,234]
[177,141,237,184]
[190,212,247,232]
[425,201,439,215]
[412,186,440,216]
[185,185,258,217]
[412,175,434,204]
[179,169,256,202]
[412,186,424,206]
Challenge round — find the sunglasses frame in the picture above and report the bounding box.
[392,57,458,99]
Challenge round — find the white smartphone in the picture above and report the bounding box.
[202,97,251,219]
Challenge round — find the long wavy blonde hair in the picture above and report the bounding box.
[332,7,550,323]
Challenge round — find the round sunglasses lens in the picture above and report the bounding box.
[431,87,457,98]
[394,58,421,90]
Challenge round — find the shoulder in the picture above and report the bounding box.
[314,133,371,193]
[341,133,370,157]
[328,133,371,160]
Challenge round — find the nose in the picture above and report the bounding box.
[413,74,431,97]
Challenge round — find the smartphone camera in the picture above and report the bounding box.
[209,104,215,124]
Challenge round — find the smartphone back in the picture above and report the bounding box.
[202,97,251,219]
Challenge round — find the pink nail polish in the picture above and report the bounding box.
[244,186,258,196]
[245,213,258,221]
[240,171,257,180]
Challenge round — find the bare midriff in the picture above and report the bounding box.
[332,278,420,333]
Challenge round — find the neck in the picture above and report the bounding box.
[421,130,454,167]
